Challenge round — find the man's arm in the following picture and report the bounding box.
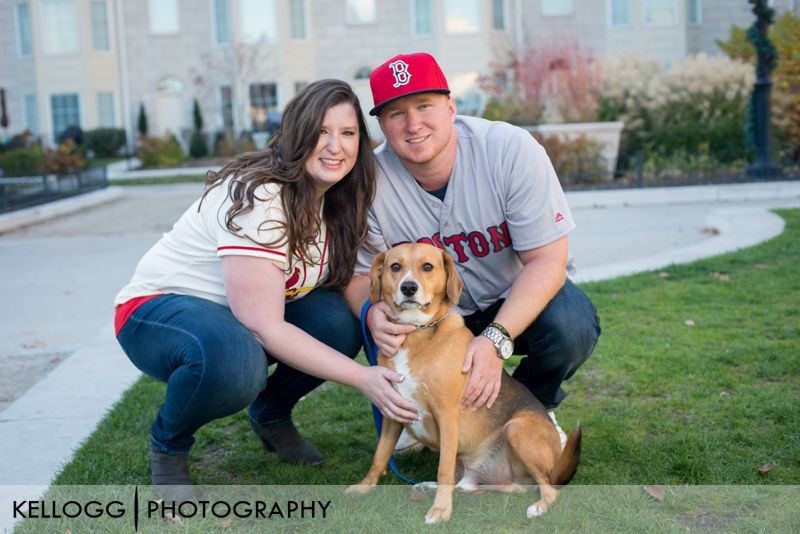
[460,235,568,410]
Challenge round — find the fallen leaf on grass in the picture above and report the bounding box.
[758,463,774,475]
[642,485,665,502]
[409,491,425,502]
[684,319,695,327]
[217,519,235,528]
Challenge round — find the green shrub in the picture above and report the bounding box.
[137,135,184,168]
[84,128,127,157]
[189,131,208,159]
[0,145,45,175]
[237,131,257,153]
[533,133,607,184]
[214,131,236,157]
[44,139,86,173]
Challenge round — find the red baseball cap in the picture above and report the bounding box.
[369,52,450,116]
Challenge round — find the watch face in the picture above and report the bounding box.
[500,338,513,358]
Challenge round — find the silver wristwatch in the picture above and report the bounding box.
[481,325,513,360]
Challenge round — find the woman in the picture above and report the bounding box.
[114,80,418,499]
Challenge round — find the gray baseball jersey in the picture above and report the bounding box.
[355,115,575,314]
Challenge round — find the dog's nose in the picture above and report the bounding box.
[400,281,418,297]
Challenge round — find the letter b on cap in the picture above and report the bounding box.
[388,60,412,88]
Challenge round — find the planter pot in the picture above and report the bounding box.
[522,121,625,175]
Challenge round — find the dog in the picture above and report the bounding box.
[347,243,581,524]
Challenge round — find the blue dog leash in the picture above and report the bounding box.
[360,301,419,485]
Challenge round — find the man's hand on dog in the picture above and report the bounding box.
[368,301,417,356]
[461,336,504,411]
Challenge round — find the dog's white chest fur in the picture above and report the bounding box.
[393,349,429,439]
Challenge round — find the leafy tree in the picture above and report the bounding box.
[137,103,148,138]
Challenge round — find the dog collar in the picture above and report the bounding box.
[412,306,453,330]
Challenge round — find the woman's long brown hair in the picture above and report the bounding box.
[202,79,376,289]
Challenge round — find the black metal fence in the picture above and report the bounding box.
[0,167,107,215]
[554,151,800,192]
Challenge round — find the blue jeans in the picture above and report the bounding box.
[116,288,362,453]
[463,279,601,409]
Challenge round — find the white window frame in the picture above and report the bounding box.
[249,82,278,132]
[345,0,376,25]
[642,0,679,27]
[97,92,115,127]
[49,92,82,142]
[492,0,507,31]
[240,0,278,42]
[211,0,230,45]
[16,2,33,57]
[542,0,574,17]
[445,0,480,34]
[608,0,632,29]
[41,0,79,55]
[90,0,112,52]
[289,0,309,41]
[148,0,180,35]
[23,94,39,134]
[411,0,432,37]
[687,0,701,25]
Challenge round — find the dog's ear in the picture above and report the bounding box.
[442,250,463,305]
[368,252,386,303]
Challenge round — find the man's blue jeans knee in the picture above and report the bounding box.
[463,279,600,409]
[116,287,361,453]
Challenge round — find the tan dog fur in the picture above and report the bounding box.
[347,243,581,523]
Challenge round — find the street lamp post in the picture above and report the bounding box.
[746,0,781,177]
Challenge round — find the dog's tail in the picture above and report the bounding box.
[549,424,582,487]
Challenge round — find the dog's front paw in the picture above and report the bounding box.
[424,505,452,525]
[526,501,548,518]
[345,483,374,495]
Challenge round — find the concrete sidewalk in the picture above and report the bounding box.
[1,180,799,532]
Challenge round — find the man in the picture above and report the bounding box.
[344,52,600,447]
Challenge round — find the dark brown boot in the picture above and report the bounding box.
[248,419,323,466]
[149,447,197,503]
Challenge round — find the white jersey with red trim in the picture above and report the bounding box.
[354,115,574,314]
[115,180,328,307]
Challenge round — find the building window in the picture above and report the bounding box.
[241,0,277,42]
[148,0,179,34]
[542,0,573,16]
[294,81,308,94]
[688,0,701,25]
[354,66,372,79]
[346,0,376,24]
[24,95,39,134]
[413,0,432,36]
[643,0,677,26]
[91,1,110,51]
[51,93,80,141]
[290,0,307,39]
[220,86,234,130]
[97,92,114,127]
[492,0,506,30]
[249,83,277,132]
[214,0,230,44]
[446,0,479,33]
[16,3,33,57]
[610,0,631,27]
[41,0,79,55]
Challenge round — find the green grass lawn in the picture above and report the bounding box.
[20,209,799,532]
[109,174,207,186]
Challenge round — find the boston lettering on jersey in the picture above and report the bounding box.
[391,221,512,263]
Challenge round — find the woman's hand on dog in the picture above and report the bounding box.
[461,336,504,411]
[368,301,417,356]
[358,366,420,423]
